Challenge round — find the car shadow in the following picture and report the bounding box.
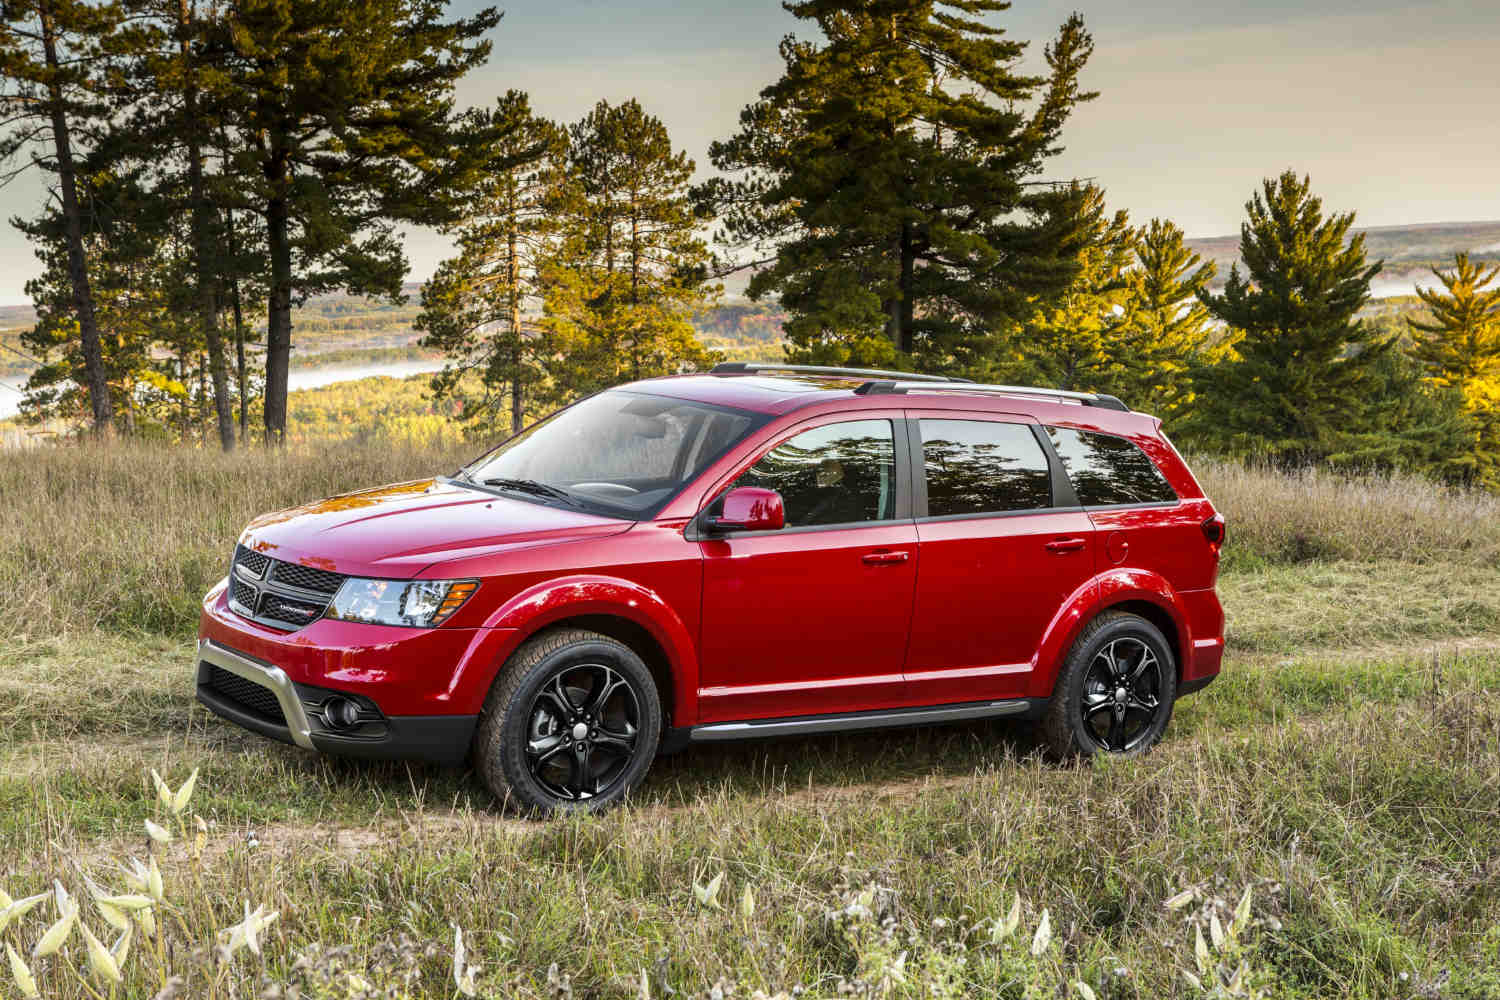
[217,715,1053,820]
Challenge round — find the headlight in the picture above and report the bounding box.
[325,578,479,628]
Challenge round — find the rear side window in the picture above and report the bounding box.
[1046,427,1177,506]
[920,419,1051,517]
[732,419,896,527]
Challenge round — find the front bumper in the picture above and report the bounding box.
[195,578,515,764]
[195,639,478,764]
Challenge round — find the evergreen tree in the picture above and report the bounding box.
[1407,252,1500,486]
[1190,171,1391,463]
[1325,346,1475,481]
[1004,185,1134,392]
[19,168,171,433]
[542,99,716,397]
[1115,218,1219,416]
[705,0,1098,371]
[418,92,564,435]
[105,0,243,447]
[216,0,502,442]
[0,0,127,434]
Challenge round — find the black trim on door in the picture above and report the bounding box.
[1031,423,1082,509]
[901,415,928,518]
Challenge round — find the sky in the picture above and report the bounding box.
[0,0,1495,305]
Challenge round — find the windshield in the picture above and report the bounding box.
[457,390,764,519]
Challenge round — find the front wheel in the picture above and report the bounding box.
[1042,611,1176,759]
[473,628,661,813]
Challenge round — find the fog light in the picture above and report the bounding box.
[324,697,361,731]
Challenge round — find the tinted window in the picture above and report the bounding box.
[1046,427,1177,506]
[921,420,1051,516]
[732,420,896,527]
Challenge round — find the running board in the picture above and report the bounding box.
[689,698,1039,743]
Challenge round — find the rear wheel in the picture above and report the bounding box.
[1042,611,1176,759]
[473,628,661,813]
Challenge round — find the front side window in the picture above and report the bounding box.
[461,390,760,518]
[731,419,896,528]
[1046,427,1177,506]
[921,419,1052,517]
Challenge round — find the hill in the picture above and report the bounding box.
[1188,219,1500,297]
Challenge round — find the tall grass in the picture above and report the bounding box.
[0,439,472,637]
[1195,458,1500,569]
[2,440,1497,639]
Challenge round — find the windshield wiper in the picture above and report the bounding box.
[480,477,580,507]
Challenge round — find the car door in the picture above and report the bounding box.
[695,414,919,723]
[904,413,1099,704]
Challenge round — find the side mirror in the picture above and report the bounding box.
[707,486,785,533]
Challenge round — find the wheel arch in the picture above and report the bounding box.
[1102,599,1183,682]
[1033,569,1191,698]
[479,574,698,728]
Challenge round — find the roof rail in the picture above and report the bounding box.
[854,380,1131,412]
[709,361,970,384]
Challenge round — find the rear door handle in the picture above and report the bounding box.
[861,550,910,565]
[1044,537,1087,553]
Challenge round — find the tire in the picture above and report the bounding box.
[1042,611,1176,760]
[472,628,661,814]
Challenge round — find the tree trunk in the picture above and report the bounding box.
[892,221,915,354]
[233,287,247,440]
[39,1,113,435]
[507,209,523,435]
[263,156,293,444]
[224,204,249,441]
[179,0,234,450]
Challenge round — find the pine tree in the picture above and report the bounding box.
[1115,218,1218,416]
[418,92,564,435]
[542,99,716,397]
[216,0,502,443]
[19,168,171,433]
[705,0,1097,372]
[1004,185,1134,393]
[1190,171,1391,463]
[0,0,127,434]
[105,0,243,447]
[1407,252,1500,486]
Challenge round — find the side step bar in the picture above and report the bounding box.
[689,698,1039,743]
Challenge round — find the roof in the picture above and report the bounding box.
[625,363,1147,426]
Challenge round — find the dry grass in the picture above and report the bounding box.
[0,438,472,637]
[2,656,1498,998]
[2,440,1497,641]
[3,441,1500,996]
[1197,458,1500,569]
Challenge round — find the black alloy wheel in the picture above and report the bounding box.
[1079,636,1163,752]
[524,662,641,801]
[1042,611,1176,759]
[473,628,661,813]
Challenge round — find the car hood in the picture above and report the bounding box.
[238,478,633,579]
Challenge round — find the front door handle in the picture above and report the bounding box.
[1044,537,1087,554]
[862,550,910,566]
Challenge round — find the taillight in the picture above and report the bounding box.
[1202,513,1226,550]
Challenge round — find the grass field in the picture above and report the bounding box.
[0,442,1497,999]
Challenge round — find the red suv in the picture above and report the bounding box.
[197,363,1225,812]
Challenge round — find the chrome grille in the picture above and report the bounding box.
[228,545,346,631]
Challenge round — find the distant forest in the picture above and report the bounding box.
[1,1,1497,487]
